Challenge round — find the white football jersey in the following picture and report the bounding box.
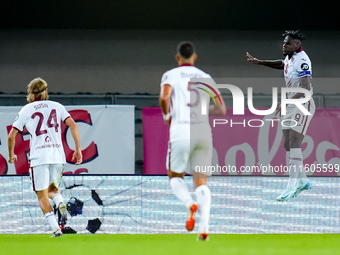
[283,50,313,99]
[12,100,70,167]
[160,65,219,140]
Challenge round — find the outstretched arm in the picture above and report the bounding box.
[65,117,83,165]
[246,52,284,70]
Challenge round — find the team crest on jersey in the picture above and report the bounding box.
[301,63,309,70]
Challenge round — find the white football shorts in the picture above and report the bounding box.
[281,98,315,136]
[166,137,213,176]
[29,164,64,191]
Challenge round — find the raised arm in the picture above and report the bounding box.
[246,52,284,70]
[65,117,83,165]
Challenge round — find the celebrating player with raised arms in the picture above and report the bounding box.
[159,42,226,240]
[8,78,83,237]
[246,30,315,202]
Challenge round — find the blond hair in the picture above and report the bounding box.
[27,78,49,103]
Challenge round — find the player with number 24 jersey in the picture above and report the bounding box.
[8,78,82,237]
[13,100,70,167]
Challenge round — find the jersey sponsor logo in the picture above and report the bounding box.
[45,136,50,143]
[35,143,62,150]
[301,63,309,70]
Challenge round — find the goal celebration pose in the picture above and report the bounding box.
[8,78,83,237]
[246,30,314,201]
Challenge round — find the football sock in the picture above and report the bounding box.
[286,151,290,167]
[286,151,296,187]
[45,211,60,232]
[52,193,63,208]
[287,148,303,188]
[170,177,195,209]
[195,185,211,233]
[292,148,308,180]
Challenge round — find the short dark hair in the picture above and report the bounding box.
[282,29,306,41]
[177,41,195,59]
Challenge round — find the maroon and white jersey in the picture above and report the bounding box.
[12,100,70,167]
[283,50,313,99]
[160,64,218,141]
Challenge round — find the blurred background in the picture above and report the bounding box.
[1,0,339,94]
[1,0,339,173]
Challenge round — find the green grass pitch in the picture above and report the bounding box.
[1,234,339,255]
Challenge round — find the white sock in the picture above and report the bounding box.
[286,151,296,187]
[45,211,60,232]
[52,193,63,208]
[195,185,211,233]
[287,148,304,188]
[169,177,195,209]
[293,148,307,180]
[286,151,290,168]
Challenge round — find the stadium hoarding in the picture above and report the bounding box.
[143,107,340,176]
[0,175,339,234]
[0,105,135,175]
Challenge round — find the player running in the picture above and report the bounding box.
[246,30,314,202]
[159,41,226,240]
[8,78,83,237]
